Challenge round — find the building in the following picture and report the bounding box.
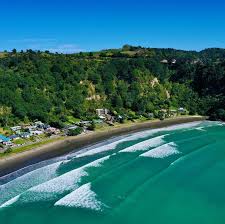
[20,132,31,138]
[161,59,168,64]
[10,126,21,132]
[0,134,10,143]
[171,59,177,64]
[46,127,60,135]
[178,107,186,113]
[30,130,44,135]
[96,108,109,117]
[93,119,104,124]
[3,141,13,146]
[9,135,20,140]
[67,125,79,130]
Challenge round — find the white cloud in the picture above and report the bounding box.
[8,38,57,43]
[7,38,84,53]
[48,44,84,53]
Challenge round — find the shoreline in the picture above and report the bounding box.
[0,116,206,177]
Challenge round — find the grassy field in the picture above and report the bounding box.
[0,52,8,58]
[0,127,12,135]
[0,136,65,158]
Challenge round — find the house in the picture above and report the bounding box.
[11,126,21,132]
[67,125,79,130]
[26,126,37,132]
[30,130,44,135]
[46,127,60,135]
[3,141,14,146]
[161,59,168,64]
[20,132,31,138]
[93,119,104,124]
[171,59,177,64]
[178,107,186,113]
[9,135,20,140]
[96,108,109,117]
[0,134,10,143]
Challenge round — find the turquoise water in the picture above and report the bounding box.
[1,121,225,224]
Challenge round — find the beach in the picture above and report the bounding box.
[0,116,206,177]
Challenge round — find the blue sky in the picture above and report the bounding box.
[1,0,225,52]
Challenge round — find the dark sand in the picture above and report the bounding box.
[0,116,206,177]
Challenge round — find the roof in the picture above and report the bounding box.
[9,135,19,139]
[0,134,10,142]
[20,132,30,136]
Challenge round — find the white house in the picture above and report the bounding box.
[11,126,22,132]
[30,130,44,135]
[96,108,109,117]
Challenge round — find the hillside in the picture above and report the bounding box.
[0,46,225,127]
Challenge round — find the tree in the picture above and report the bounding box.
[0,106,12,126]
[12,49,17,54]
[68,127,83,136]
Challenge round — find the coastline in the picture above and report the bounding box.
[0,116,206,177]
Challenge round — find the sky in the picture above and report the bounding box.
[1,0,225,53]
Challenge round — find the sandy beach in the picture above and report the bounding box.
[0,116,206,177]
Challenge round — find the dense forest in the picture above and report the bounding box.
[1,45,225,127]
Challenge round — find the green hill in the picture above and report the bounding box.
[0,46,225,127]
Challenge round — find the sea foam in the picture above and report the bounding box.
[0,156,110,206]
[28,156,110,195]
[140,142,180,158]
[55,183,105,211]
[0,161,62,205]
[120,135,167,153]
[75,122,201,158]
[0,195,20,208]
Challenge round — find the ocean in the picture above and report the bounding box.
[1,121,225,224]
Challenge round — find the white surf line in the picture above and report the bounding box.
[0,195,20,208]
[27,155,110,195]
[75,131,158,158]
[0,121,201,207]
[54,183,106,211]
[0,156,110,207]
[75,122,201,158]
[120,135,168,153]
[195,127,206,131]
[0,161,64,206]
[0,153,70,185]
[140,142,180,159]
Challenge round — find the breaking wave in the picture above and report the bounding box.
[75,121,201,158]
[0,161,63,205]
[55,183,106,211]
[140,142,180,158]
[0,195,20,208]
[120,135,167,153]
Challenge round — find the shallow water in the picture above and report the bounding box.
[1,121,225,224]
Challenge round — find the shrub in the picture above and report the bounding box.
[4,148,12,154]
[87,122,96,131]
[68,127,83,136]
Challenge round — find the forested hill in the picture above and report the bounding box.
[1,45,225,127]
